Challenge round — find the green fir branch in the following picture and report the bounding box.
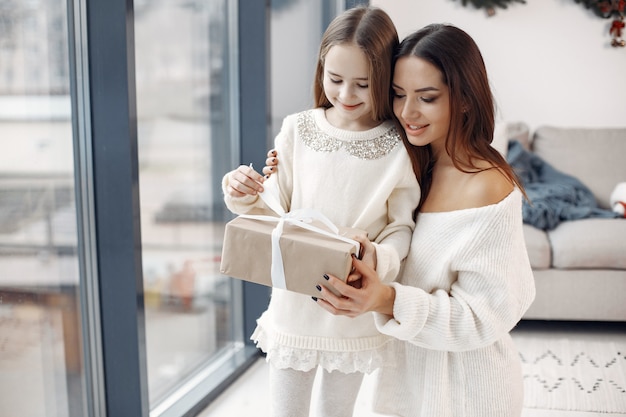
[573,0,622,19]
[456,0,526,10]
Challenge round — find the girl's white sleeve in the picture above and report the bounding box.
[222,115,296,215]
[373,203,536,352]
[371,155,420,283]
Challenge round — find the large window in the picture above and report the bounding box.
[0,0,264,415]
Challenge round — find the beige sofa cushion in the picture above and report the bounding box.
[492,121,531,157]
[548,218,626,269]
[522,224,551,269]
[532,126,626,210]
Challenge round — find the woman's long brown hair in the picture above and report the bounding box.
[395,24,526,213]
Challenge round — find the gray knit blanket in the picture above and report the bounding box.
[506,140,619,230]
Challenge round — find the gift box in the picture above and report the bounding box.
[220,214,365,298]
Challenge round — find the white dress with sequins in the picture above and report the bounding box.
[222,108,421,373]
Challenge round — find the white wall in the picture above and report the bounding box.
[372,0,626,133]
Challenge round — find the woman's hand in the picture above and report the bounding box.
[225,165,265,197]
[263,149,278,177]
[314,255,395,318]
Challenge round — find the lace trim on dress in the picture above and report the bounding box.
[251,325,395,374]
[297,111,401,160]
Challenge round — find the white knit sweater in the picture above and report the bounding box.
[223,108,420,373]
[372,189,536,416]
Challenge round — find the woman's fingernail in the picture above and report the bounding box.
[323,274,329,280]
[316,285,322,291]
[311,296,318,301]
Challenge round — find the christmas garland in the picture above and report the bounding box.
[453,0,526,16]
[574,0,625,47]
[454,0,624,46]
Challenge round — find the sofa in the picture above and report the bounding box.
[493,123,626,322]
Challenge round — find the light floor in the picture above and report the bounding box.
[198,320,626,417]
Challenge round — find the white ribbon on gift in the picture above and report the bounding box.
[239,178,361,290]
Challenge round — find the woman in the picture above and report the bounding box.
[312,23,536,417]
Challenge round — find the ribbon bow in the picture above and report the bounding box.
[240,178,360,290]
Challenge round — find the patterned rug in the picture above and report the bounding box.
[515,337,626,413]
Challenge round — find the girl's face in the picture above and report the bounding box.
[322,43,375,130]
[392,56,451,150]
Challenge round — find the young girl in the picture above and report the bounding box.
[222,6,420,417]
[314,24,536,417]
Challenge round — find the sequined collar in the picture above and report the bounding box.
[296,110,401,160]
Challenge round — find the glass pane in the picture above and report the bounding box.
[134,0,240,406]
[270,0,325,137]
[0,0,87,416]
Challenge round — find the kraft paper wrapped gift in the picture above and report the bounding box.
[220,214,365,298]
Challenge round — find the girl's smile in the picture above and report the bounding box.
[323,43,377,131]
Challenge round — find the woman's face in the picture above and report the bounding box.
[392,56,451,149]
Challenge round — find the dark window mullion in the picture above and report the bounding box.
[85,0,148,415]
[238,0,273,344]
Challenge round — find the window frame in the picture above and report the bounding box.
[72,0,270,415]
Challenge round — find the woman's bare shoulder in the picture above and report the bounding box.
[423,165,513,212]
[463,168,514,208]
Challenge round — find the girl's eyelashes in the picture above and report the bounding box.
[420,96,436,103]
[329,77,368,88]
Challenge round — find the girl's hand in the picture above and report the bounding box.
[226,165,265,197]
[314,256,395,318]
[345,235,376,288]
[263,149,279,177]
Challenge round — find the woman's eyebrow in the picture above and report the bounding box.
[392,83,439,93]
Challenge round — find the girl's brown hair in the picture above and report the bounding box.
[313,6,398,122]
[395,23,526,211]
